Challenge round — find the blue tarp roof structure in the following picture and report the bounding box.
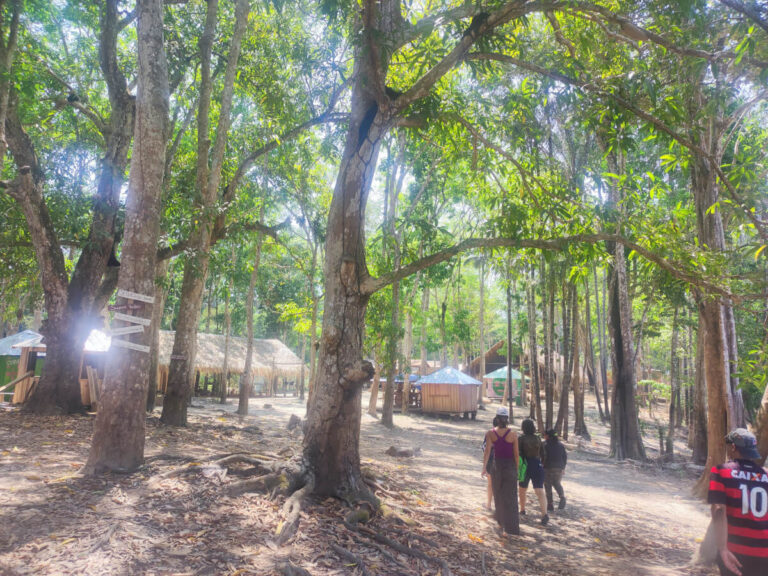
[418,366,480,386]
[484,366,522,380]
[0,330,42,357]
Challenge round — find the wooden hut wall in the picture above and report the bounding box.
[421,383,479,414]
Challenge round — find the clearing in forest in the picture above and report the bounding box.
[0,395,715,575]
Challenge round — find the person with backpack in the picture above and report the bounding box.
[518,417,549,525]
[542,428,567,512]
[481,407,520,536]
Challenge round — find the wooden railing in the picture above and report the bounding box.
[0,371,35,403]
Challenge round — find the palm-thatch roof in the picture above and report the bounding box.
[158,331,306,379]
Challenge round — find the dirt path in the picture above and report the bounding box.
[0,394,717,575]
[357,394,715,576]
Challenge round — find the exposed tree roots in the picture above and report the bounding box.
[278,561,312,576]
[329,543,371,576]
[275,475,314,545]
[342,520,453,576]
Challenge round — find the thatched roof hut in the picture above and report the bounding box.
[158,331,305,380]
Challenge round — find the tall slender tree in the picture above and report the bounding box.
[86,0,169,473]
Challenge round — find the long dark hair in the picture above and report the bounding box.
[495,415,509,428]
[521,418,536,436]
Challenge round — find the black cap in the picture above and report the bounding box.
[725,428,761,459]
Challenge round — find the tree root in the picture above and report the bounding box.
[151,452,283,485]
[278,561,312,576]
[212,453,277,468]
[362,476,400,499]
[226,472,285,497]
[389,526,442,548]
[343,521,453,576]
[276,475,314,545]
[329,543,370,576]
[352,537,413,574]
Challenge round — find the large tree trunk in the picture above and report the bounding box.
[162,261,206,424]
[4,114,82,414]
[607,241,646,460]
[8,0,135,414]
[302,0,542,499]
[85,0,168,473]
[161,0,249,426]
[690,149,740,490]
[693,298,730,496]
[302,53,387,498]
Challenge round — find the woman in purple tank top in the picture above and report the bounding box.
[481,406,520,536]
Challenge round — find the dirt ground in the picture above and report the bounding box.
[0,392,717,576]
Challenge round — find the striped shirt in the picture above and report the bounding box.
[708,459,768,559]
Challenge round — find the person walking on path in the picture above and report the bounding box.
[482,415,502,510]
[481,407,520,536]
[708,428,768,576]
[518,417,549,525]
[543,428,567,512]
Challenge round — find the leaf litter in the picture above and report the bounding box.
[0,397,717,575]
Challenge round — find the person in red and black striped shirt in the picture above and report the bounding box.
[708,428,768,576]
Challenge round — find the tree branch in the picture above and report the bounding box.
[156,218,288,262]
[545,11,575,57]
[222,78,350,204]
[100,1,130,111]
[395,1,566,114]
[395,3,482,50]
[54,98,107,134]
[718,0,768,35]
[452,113,550,202]
[360,233,734,300]
[464,52,768,241]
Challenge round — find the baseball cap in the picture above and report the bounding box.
[725,428,761,459]
[496,406,509,417]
